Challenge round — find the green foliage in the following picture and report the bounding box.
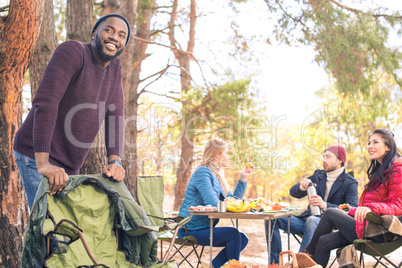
[178,78,289,199]
[179,78,259,147]
[136,78,281,199]
[137,0,155,25]
[93,0,103,19]
[54,0,66,43]
[264,0,402,96]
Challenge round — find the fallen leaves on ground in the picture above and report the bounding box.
[223,259,261,268]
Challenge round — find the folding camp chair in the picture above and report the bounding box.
[137,176,205,268]
[354,213,402,268]
[21,174,177,268]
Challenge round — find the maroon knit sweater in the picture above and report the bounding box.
[14,41,125,174]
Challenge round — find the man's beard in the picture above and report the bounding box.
[323,163,337,172]
[95,35,124,62]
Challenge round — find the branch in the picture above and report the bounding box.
[132,36,195,58]
[328,0,402,20]
[144,90,198,110]
[156,5,174,9]
[143,90,179,101]
[169,0,179,50]
[150,26,172,36]
[274,0,310,30]
[138,65,172,97]
[187,0,196,53]
[0,5,9,13]
[132,53,151,70]
[139,64,171,84]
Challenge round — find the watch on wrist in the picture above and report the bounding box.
[108,160,122,166]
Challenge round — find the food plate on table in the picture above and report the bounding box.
[188,205,218,212]
[191,210,218,213]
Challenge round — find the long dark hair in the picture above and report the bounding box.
[366,129,401,191]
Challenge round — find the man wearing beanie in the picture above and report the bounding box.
[265,145,358,264]
[13,14,131,210]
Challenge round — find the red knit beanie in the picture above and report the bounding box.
[325,145,347,164]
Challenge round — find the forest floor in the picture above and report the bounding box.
[160,218,402,267]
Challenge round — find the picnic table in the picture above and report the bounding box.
[190,208,305,267]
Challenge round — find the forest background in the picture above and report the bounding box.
[0,0,401,266]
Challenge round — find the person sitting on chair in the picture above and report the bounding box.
[178,138,254,268]
[304,129,402,267]
[265,145,359,264]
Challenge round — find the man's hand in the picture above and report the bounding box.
[309,194,326,209]
[103,156,125,181]
[300,178,312,190]
[354,206,372,222]
[35,152,68,195]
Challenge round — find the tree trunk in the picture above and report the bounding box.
[80,130,107,174]
[0,0,43,266]
[117,0,140,199]
[65,0,105,175]
[28,0,57,97]
[170,0,197,210]
[66,0,94,43]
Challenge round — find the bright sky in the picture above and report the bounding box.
[144,0,330,126]
[189,0,402,127]
[177,0,329,126]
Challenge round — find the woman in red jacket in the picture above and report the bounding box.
[304,129,402,266]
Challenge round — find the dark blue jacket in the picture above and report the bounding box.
[290,169,358,218]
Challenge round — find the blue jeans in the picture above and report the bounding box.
[178,227,248,268]
[265,215,320,264]
[14,151,43,210]
[305,208,357,267]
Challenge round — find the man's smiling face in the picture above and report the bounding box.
[92,17,128,63]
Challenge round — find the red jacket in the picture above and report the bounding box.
[349,161,402,239]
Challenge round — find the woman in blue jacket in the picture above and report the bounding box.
[178,138,254,267]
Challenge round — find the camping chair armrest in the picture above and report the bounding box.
[163,216,191,232]
[174,216,191,230]
[365,213,383,225]
[147,214,185,224]
[363,213,383,238]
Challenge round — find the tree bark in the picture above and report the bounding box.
[65,0,106,175]
[66,0,94,43]
[170,0,197,210]
[117,0,140,199]
[28,0,57,97]
[0,0,43,266]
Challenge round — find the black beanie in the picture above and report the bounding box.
[91,14,131,46]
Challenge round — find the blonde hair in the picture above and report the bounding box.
[197,138,230,196]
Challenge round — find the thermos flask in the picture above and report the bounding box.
[307,182,321,216]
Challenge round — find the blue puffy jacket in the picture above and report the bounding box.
[178,166,247,230]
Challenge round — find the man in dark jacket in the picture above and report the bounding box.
[265,145,358,264]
